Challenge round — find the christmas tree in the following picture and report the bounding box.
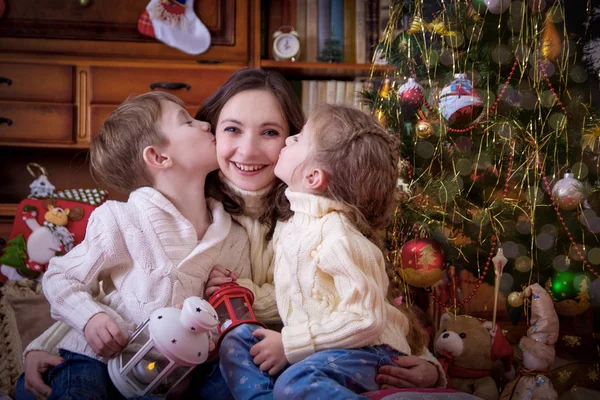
[363,0,600,316]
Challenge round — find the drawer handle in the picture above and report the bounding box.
[0,118,13,126]
[149,82,191,91]
[0,77,12,86]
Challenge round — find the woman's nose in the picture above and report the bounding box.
[237,134,260,156]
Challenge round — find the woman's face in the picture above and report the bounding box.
[215,89,289,191]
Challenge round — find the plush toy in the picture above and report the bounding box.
[500,283,558,400]
[434,313,514,400]
[0,201,76,280]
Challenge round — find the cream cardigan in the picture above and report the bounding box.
[42,187,251,362]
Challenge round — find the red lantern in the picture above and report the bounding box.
[208,282,265,345]
[400,238,445,287]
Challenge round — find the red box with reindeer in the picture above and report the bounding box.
[0,188,108,282]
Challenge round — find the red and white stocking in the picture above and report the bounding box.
[138,0,211,55]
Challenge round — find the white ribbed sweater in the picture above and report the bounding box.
[42,187,251,362]
[219,174,280,324]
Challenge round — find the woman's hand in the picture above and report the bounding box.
[23,350,64,399]
[376,355,439,389]
[205,264,238,297]
[249,328,287,376]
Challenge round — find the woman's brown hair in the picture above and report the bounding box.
[196,68,305,238]
[90,91,183,193]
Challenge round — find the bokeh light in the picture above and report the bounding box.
[535,233,554,251]
[570,65,588,83]
[541,224,558,238]
[456,159,473,176]
[455,136,472,152]
[416,141,435,159]
[552,255,570,271]
[515,256,532,272]
[588,248,600,265]
[503,241,519,258]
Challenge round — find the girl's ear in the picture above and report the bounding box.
[305,168,328,193]
[143,145,172,169]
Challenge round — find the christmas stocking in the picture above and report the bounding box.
[138,0,211,55]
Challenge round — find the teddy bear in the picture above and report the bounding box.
[500,283,558,400]
[434,313,515,400]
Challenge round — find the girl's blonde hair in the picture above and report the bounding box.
[90,91,183,193]
[307,103,399,247]
[276,103,428,354]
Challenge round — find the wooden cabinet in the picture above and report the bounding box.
[0,0,249,63]
[0,62,76,145]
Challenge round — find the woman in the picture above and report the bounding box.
[18,69,443,400]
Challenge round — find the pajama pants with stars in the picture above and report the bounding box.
[219,323,405,400]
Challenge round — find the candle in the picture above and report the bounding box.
[132,359,159,385]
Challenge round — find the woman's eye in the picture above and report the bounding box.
[263,129,279,137]
[224,127,239,133]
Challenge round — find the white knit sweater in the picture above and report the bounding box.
[272,190,446,386]
[42,187,251,362]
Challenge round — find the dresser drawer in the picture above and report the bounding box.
[0,63,74,103]
[0,104,74,143]
[90,67,237,105]
[90,105,204,140]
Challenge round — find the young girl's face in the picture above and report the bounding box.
[215,89,289,191]
[160,100,218,176]
[274,122,313,192]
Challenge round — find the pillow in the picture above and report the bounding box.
[0,279,55,397]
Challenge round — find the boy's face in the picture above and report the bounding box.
[159,100,218,176]
[274,122,313,192]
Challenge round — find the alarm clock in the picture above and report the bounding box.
[272,26,301,61]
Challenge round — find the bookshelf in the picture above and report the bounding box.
[254,0,389,115]
[260,60,393,79]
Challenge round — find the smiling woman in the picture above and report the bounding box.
[215,89,288,192]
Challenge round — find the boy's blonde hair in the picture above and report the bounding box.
[90,91,184,193]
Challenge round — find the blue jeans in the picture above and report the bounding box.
[16,350,126,400]
[16,349,232,400]
[219,323,405,400]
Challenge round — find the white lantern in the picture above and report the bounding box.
[107,297,218,398]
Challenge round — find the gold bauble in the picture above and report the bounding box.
[508,291,524,307]
[416,120,433,138]
[80,0,91,6]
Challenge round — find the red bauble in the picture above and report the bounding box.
[398,78,425,117]
[399,238,445,287]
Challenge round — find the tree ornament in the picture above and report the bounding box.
[484,0,511,14]
[439,74,483,128]
[399,238,445,288]
[542,12,561,62]
[546,271,591,316]
[551,172,586,210]
[398,78,425,117]
[415,120,433,138]
[379,78,391,99]
[508,291,524,307]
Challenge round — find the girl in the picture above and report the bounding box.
[19,69,440,400]
[219,104,439,400]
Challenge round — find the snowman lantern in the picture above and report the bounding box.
[208,282,265,344]
[108,297,218,398]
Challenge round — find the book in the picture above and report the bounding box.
[330,0,345,60]
[343,0,356,63]
[296,0,307,61]
[355,0,366,64]
[335,80,346,104]
[317,0,331,60]
[306,0,319,61]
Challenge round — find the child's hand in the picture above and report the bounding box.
[376,355,439,388]
[205,264,238,297]
[84,312,128,358]
[249,328,287,376]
